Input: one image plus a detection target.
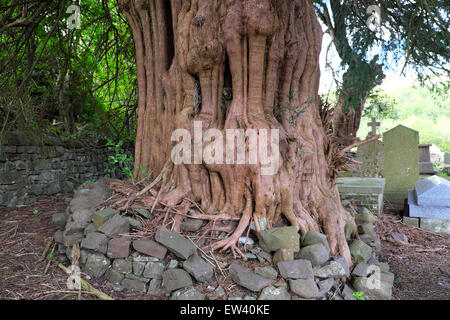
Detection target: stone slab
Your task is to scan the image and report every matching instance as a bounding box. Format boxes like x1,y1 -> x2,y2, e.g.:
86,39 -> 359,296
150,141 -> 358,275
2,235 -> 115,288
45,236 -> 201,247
420,218 -> 450,234
419,162 -> 436,175
336,177 -> 386,194
415,175 -> 450,207
408,190 -> 450,220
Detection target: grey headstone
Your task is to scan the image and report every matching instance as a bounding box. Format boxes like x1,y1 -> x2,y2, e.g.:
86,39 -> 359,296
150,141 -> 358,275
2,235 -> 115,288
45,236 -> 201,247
383,125 -> 420,205
415,175 -> 450,207
408,189 -> 450,220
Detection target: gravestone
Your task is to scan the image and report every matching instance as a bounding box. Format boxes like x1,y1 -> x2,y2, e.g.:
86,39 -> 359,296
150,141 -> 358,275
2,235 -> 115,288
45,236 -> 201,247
445,152 -> 450,166
337,177 -> 385,214
444,152 -> 450,175
357,135 -> 384,178
383,125 -> 420,206
418,144 -> 436,175
406,175 -> 450,234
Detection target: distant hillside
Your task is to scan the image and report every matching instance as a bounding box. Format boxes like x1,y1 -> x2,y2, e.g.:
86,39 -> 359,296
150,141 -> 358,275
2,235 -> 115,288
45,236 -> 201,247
357,85 -> 450,152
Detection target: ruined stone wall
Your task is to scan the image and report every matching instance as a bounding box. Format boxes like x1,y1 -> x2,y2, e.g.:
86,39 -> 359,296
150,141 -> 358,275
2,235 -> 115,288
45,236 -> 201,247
0,131 -> 133,207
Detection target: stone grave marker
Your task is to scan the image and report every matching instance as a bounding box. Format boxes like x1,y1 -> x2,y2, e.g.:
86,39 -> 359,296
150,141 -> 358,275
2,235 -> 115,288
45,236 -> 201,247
337,177 -> 386,214
357,134 -> 384,178
418,144 -> 436,175
406,175 -> 450,234
383,125 -> 420,205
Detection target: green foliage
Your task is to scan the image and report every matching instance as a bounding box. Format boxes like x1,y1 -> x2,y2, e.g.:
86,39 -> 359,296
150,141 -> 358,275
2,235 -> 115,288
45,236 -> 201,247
358,84 -> 450,151
33,210 -> 40,215
104,140 -> 133,178
0,0 -> 137,141
353,291 -> 366,300
363,89 -> 399,120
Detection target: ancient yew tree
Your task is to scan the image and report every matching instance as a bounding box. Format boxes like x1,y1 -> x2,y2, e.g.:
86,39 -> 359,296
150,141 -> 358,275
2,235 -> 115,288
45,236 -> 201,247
118,0 -> 369,266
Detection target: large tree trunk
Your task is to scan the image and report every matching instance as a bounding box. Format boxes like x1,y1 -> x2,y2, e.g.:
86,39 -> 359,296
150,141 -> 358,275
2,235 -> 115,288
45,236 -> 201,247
118,0 -> 355,266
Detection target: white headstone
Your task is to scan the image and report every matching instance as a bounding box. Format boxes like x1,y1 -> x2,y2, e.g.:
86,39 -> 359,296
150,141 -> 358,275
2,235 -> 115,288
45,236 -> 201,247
415,175 -> 450,207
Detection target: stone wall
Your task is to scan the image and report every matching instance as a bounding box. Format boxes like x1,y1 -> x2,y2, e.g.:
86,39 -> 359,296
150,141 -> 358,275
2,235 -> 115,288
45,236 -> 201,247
0,131 -> 133,207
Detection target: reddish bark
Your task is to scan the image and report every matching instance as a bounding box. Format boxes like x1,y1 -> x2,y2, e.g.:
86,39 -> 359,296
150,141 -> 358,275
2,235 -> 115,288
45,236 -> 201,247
119,0 -> 357,266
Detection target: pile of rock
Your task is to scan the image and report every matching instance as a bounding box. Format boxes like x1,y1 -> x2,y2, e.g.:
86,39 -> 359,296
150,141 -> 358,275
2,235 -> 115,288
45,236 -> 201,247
52,181 -> 394,300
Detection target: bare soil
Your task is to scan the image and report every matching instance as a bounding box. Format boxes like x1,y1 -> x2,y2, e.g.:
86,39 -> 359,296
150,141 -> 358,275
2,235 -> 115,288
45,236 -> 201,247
0,195 -> 449,300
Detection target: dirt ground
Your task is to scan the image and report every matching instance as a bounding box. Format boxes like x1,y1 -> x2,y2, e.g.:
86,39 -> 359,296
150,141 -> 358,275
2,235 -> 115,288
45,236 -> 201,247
0,195 -> 449,300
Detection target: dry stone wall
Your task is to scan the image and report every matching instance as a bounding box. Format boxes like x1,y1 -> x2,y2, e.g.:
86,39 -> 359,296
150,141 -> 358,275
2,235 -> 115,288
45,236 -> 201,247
0,131 -> 133,207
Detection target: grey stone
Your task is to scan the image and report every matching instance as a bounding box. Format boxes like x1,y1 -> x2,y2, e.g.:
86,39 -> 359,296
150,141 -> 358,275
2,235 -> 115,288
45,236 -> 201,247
168,259 -> 179,269
259,227 -> 300,253
107,237 -> 131,259
288,279 -> 318,299
342,285 -> 356,300
132,239 -> 167,259
92,208 -> 119,229
83,253 -> 110,278
127,217 -> 142,230
420,218 -> 450,234
349,240 -> 372,263
54,230 -> 64,244
331,256 -> 350,277
255,266 -> 278,280
125,273 -> 150,284
112,259 -> 132,274
132,207 -> 150,218
171,287 -> 204,300
65,221 -> 88,235
313,260 -> 347,278
317,278 -> 335,297
155,227 -> 197,260
297,243 -> 330,266
301,230 -> 330,251
132,262 -> 146,276
352,272 -> 394,300
337,177 -> 386,214
228,263 -> 273,292
162,269 -> 193,292
182,254 -> 214,282
352,262 -> 370,277
81,232 -> 108,254
403,216 -> 419,227
51,212 -> 68,228
122,278 -> 147,293
72,209 -> 94,224
390,231 -> 408,243
130,253 -> 160,263
105,268 -> 124,284
355,211 -> 377,224
147,279 -> 169,297
408,190 -> 450,220
181,218 -> 203,232
97,214 -> 129,236
211,286 -> 226,299
380,262 -> 390,272
63,232 -> 83,246
277,259 -> 313,279
84,223 -> 97,234
415,175 -> 450,207
258,286 -> 291,300
358,223 -> 375,235
143,262 -> 165,279
273,248 -> 294,265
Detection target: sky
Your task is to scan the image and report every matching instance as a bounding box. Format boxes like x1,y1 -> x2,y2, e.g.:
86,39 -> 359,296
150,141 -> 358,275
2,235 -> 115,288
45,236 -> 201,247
318,32 -> 417,95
